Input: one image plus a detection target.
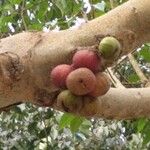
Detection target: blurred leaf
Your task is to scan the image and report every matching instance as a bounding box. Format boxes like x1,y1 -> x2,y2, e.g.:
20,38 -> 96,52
13,106 -> 22,114
9,0 -> 22,5
59,113 -> 75,128
36,1 -> 48,21
53,0 -> 72,16
38,126 -> 51,139
52,0 -> 81,17
92,0 -> 102,4
28,23 -> 43,30
136,118 -> 148,132
139,45 -> 150,62
70,117 -> 83,133
143,123 -> 150,145
44,109 -> 54,119
80,119 -> 92,130
145,43 -> 150,47
3,4 -> 14,11
79,119 -> 91,135
127,74 -> 140,83
28,122 -> 38,134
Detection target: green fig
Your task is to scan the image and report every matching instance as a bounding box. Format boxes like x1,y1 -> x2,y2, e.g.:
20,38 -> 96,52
57,90 -> 83,112
98,37 -> 121,59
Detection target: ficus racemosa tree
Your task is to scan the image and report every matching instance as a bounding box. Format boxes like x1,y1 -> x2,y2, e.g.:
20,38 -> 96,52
0,0 -> 150,120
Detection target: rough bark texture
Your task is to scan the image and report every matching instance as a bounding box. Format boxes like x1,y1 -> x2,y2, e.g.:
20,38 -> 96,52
0,0 -> 150,119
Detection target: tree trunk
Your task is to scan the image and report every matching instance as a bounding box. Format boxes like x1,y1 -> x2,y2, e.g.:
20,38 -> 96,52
0,0 -> 150,119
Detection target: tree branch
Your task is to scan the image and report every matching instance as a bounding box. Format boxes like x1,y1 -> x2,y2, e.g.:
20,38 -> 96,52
77,88 -> 150,119
0,0 -> 150,119
106,68 -> 125,88
128,53 -> 148,83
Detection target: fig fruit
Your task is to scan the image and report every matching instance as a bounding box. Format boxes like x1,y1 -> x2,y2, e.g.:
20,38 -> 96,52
51,64 -> 73,88
66,68 -> 96,95
89,72 -> 110,97
98,37 -> 121,59
57,90 -> 83,112
72,50 -> 100,72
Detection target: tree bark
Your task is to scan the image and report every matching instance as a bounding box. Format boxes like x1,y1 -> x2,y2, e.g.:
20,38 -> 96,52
0,0 -> 150,119
78,88 -> 150,119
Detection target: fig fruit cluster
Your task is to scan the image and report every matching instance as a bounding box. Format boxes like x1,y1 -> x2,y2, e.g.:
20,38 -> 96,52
50,36 -> 121,110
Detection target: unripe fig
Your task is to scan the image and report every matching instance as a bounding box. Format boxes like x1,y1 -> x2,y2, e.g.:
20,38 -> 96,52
98,37 -> 121,59
72,50 -> 101,72
89,72 -> 110,97
66,68 -> 96,95
57,90 -> 83,112
51,64 -> 73,88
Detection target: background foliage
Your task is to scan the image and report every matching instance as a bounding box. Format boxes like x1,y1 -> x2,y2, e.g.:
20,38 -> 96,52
0,0 -> 150,149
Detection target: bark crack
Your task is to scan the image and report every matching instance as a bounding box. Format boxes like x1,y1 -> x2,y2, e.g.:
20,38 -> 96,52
0,52 -> 24,92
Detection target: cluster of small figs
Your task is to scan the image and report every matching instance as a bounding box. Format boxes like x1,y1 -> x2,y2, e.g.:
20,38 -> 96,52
50,36 -> 121,110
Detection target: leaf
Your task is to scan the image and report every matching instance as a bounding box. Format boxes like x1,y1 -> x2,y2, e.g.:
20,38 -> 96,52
28,23 -> 43,30
51,5 -> 62,19
81,119 -> 92,128
72,1 -> 83,15
9,0 -> 22,5
13,106 -> 22,113
142,123 -> 150,145
52,0 -> 67,16
92,0 -> 102,4
52,0 -> 77,17
145,43 -> 150,47
36,1 -> 48,21
59,113 -> 75,128
44,109 -> 54,119
3,4 -> 14,11
127,74 -> 140,83
139,45 -> 150,62
28,122 -> 38,134
79,119 -> 92,135
38,126 -> 51,139
70,117 -> 83,133
136,118 -> 148,132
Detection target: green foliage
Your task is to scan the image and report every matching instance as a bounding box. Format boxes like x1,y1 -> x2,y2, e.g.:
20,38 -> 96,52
0,0 -> 84,34
0,0 -> 150,149
59,113 -> 91,133
139,45 -> 150,62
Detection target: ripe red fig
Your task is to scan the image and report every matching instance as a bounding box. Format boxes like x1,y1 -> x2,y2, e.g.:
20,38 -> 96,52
89,72 -> 110,97
66,68 -> 96,95
51,64 -> 73,88
72,50 -> 101,72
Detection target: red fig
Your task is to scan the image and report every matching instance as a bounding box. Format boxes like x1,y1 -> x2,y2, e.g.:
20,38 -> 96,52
66,68 -> 96,95
51,64 -> 73,88
89,72 -> 110,97
72,50 -> 101,72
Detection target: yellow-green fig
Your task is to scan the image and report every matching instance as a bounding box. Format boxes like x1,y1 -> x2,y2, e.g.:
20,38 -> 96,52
57,90 -> 83,112
98,37 -> 121,59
